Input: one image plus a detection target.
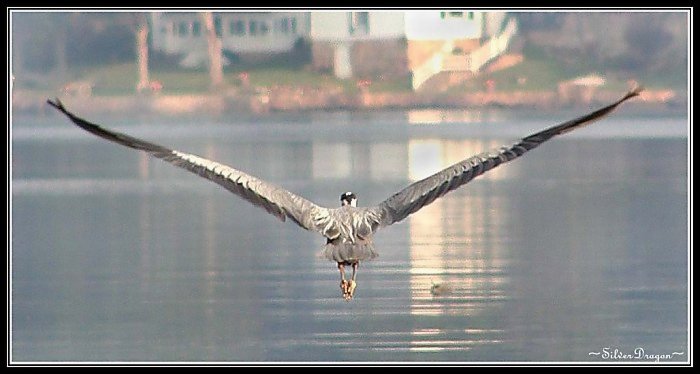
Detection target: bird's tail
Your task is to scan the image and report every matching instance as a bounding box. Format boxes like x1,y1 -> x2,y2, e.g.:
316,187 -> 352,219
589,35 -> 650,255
321,241 -> 379,263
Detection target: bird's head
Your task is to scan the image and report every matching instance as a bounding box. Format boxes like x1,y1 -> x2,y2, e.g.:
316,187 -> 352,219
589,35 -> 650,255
340,192 -> 357,207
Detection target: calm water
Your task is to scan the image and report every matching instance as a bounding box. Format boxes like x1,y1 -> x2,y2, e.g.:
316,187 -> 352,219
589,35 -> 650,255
11,108 -> 688,363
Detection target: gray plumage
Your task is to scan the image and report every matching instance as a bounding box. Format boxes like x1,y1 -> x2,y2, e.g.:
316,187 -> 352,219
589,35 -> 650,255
47,88 -> 641,264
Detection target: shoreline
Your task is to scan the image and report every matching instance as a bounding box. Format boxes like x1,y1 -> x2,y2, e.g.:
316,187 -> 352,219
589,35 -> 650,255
12,87 -> 685,117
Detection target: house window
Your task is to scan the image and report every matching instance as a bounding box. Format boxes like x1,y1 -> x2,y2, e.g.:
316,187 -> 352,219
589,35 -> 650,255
249,20 -> 258,35
441,11 -> 471,20
277,18 -> 294,34
349,12 -> 369,35
214,16 -> 222,37
276,18 -> 287,34
230,20 -> 245,36
178,21 -> 188,37
192,21 -> 201,37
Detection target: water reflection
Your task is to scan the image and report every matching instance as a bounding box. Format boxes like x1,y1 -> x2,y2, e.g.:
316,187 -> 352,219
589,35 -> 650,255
408,139 -> 518,181
313,142 -> 351,179
11,111 -> 688,362
407,109 -> 506,125
312,142 -> 408,182
404,140 -> 514,355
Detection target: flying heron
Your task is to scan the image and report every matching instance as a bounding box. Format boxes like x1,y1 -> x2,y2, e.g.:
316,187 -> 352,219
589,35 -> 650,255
46,88 -> 641,301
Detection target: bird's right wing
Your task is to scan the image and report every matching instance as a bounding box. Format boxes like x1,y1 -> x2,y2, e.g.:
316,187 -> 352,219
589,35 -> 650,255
47,99 -> 337,236
370,88 -> 642,228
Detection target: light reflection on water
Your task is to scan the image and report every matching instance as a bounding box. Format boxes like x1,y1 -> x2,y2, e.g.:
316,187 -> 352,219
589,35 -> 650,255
407,108 -> 503,125
11,109 -> 688,362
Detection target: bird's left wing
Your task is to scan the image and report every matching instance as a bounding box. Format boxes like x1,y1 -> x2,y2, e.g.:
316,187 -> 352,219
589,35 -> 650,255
369,88 -> 642,228
47,99 -> 336,236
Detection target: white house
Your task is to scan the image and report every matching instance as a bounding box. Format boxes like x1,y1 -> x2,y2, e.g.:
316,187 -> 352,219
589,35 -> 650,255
308,12 -> 406,79
405,11 -> 484,40
150,12 -> 309,68
402,11 -> 515,89
307,11 -> 515,86
404,11 -> 506,40
148,11 -> 516,89
309,11 -> 405,40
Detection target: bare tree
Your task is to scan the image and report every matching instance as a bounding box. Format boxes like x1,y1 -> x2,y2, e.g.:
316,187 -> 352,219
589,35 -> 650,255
201,12 -> 224,89
135,13 -> 150,92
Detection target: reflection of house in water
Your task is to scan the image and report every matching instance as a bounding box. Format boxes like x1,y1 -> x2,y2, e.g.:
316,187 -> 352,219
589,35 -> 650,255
308,135 -> 522,316
408,109 -> 485,125
312,142 -> 407,181
407,108 -> 507,125
407,138 -> 518,316
133,128 -> 516,318
409,139 -> 520,182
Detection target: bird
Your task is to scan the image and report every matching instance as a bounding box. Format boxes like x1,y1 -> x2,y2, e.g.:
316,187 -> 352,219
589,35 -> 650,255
46,87 -> 641,301
430,280 -> 452,297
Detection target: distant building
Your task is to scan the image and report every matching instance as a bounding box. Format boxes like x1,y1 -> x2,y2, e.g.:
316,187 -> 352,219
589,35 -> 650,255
150,12 -> 309,68
404,11 -> 506,70
308,11 -> 517,88
404,11 -> 517,89
309,12 -> 406,79
149,11 -> 517,90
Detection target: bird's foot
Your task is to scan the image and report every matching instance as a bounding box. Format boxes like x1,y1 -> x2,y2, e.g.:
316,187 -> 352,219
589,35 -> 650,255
340,280 -> 349,295
343,280 -> 357,301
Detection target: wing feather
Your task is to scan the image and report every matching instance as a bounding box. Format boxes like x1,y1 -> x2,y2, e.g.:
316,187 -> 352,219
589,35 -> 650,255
372,88 -> 642,227
47,99 -> 333,236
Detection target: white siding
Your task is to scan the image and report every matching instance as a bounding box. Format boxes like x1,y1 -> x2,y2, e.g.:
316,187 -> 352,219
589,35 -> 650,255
310,12 -> 349,40
405,11 -> 483,40
310,12 -> 404,41
150,12 -> 309,55
219,13 -> 308,53
151,13 -> 204,54
334,44 -> 352,78
368,12 -> 405,38
483,12 -> 506,38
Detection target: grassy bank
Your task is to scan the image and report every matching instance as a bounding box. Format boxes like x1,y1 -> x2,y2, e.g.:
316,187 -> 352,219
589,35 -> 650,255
14,50 -> 685,109
445,44 -> 686,95
16,63 -> 354,96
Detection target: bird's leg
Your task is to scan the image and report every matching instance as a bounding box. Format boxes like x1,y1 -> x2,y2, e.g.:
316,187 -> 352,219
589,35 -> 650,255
345,262 -> 359,300
338,262 -> 349,296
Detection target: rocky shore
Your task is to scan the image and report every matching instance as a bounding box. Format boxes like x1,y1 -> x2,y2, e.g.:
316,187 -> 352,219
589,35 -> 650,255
12,86 -> 684,117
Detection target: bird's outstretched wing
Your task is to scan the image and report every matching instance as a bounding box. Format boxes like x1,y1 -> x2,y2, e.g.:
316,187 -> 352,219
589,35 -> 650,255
46,99 -> 334,235
371,87 -> 643,228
